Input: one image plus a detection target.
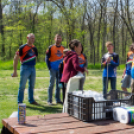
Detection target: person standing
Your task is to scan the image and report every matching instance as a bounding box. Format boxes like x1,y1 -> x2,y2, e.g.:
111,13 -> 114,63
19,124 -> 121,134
76,45 -> 88,90
12,33 -> 39,105
61,39 -> 88,113
61,39 -> 88,83
58,49 -> 69,103
121,44 -> 134,93
101,41 -> 119,98
130,44 -> 134,93
45,34 -> 64,105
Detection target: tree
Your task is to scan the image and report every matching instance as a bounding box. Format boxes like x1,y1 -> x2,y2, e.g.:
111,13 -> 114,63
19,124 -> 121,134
119,0 -> 134,42
112,0 -> 119,52
101,0 -> 108,57
96,0 -> 103,62
0,0 -> 5,59
85,0 -> 97,64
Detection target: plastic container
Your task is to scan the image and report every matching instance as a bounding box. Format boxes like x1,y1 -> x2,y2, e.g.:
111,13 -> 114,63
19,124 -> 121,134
68,90 -> 134,122
113,107 -> 134,124
18,103 -> 26,124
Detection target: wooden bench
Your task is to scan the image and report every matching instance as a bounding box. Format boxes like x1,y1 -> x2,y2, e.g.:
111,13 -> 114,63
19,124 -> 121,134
2,113 -> 134,134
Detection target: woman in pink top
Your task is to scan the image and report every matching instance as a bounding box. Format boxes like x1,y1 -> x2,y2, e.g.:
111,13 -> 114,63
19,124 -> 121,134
61,39 -> 88,83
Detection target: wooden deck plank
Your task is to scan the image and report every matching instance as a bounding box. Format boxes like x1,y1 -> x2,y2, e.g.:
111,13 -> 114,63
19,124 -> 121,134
4,114 -> 116,133
14,120 -> 118,134
2,113 -> 69,125
10,118 -> 117,133
34,122 -> 134,134
2,113 -> 69,133
104,127 -> 134,134
2,118 -> 9,127
2,113 -> 134,134
14,121 -> 94,134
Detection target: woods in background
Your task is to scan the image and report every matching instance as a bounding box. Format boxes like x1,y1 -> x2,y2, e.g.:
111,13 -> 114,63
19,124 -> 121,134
0,0 -> 133,64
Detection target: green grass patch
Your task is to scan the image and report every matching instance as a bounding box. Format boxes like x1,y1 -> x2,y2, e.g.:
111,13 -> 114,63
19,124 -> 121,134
87,63 -> 125,70
0,60 -> 125,70
36,62 -> 48,70
0,69 -> 131,130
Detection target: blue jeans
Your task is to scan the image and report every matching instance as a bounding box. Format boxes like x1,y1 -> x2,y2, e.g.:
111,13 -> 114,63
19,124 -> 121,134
48,69 -> 61,103
103,77 -> 116,98
18,64 -> 36,103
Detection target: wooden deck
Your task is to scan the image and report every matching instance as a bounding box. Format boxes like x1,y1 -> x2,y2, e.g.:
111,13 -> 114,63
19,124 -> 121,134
2,113 -> 134,134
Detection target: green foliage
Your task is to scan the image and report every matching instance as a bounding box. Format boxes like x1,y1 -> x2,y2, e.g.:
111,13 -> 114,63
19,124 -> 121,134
35,62 -> 48,70
87,63 -> 101,70
87,63 -> 125,70
0,60 -> 20,70
0,60 -> 48,70
0,0 -> 131,65
119,64 -> 126,70
0,60 -> 125,70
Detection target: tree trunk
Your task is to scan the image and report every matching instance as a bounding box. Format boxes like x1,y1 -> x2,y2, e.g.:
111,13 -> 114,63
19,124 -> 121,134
101,3 -> 107,57
120,0 -> 134,42
49,13 -> 53,46
113,0 -> 118,52
96,3 -> 102,62
89,32 -> 94,63
0,0 -> 5,59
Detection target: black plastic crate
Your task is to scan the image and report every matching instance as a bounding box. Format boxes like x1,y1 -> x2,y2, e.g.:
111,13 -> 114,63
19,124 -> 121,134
68,90 -> 134,122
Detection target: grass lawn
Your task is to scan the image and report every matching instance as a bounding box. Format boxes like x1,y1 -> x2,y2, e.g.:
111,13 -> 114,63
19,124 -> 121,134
0,69 -> 131,130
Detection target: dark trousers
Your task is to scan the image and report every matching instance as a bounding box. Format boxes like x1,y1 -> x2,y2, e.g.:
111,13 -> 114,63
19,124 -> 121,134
61,82 -> 66,103
103,77 -> 116,97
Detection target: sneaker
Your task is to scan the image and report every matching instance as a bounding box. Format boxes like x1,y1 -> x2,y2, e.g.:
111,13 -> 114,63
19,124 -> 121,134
56,101 -> 63,105
47,102 -> 53,105
30,101 -> 39,105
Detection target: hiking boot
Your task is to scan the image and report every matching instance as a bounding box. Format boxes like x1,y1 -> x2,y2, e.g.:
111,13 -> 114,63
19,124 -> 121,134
30,101 -> 39,105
